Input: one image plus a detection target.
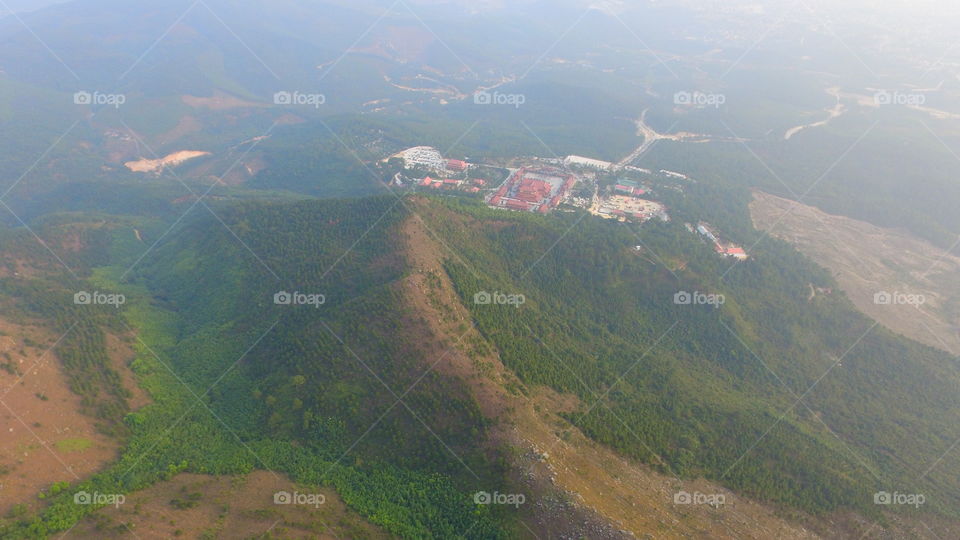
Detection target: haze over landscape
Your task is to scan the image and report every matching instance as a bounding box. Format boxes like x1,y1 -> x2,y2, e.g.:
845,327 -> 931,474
1,0 -> 960,538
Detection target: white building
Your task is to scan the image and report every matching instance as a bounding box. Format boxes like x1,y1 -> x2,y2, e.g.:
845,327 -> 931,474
564,155 -> 614,171
397,146 -> 446,172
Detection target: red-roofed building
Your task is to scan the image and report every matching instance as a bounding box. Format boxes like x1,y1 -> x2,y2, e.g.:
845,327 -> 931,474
447,159 -> 468,172
725,246 -> 748,260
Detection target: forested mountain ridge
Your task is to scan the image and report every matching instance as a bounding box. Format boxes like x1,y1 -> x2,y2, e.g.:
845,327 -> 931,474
4,193 -> 960,538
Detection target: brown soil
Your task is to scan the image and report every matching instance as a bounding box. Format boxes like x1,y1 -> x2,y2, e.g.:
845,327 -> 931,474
0,320 -> 119,516
155,115 -> 203,147
181,91 -> 265,111
69,471 -> 390,539
750,191 -> 960,355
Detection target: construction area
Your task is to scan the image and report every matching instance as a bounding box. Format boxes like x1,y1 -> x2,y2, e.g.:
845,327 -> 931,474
594,195 -> 667,223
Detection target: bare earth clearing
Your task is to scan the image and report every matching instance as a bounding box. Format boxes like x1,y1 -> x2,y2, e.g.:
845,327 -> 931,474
124,151 -> 211,174
0,320 -> 118,516
750,191 -> 960,355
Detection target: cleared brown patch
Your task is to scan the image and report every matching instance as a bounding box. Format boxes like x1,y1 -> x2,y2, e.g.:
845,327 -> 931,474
750,191 -> 960,355
155,115 -> 203,147
0,320 -> 118,516
181,91 -> 265,111
70,471 -> 390,539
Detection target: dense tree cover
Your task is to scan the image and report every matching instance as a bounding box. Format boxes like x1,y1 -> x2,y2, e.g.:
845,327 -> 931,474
4,187 -> 960,537
0,197 -> 508,539
422,193 -> 960,519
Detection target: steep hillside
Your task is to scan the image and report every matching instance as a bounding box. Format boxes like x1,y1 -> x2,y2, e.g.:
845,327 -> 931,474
5,195 -> 960,538
413,196 -> 960,534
